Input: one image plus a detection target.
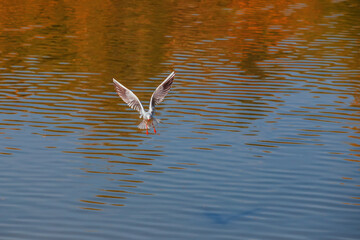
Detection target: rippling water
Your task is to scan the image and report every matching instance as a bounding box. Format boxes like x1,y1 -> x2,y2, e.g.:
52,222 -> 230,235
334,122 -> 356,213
1,0 -> 360,239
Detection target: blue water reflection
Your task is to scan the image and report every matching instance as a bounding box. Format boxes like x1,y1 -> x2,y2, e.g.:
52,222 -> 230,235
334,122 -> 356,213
0,0 -> 360,239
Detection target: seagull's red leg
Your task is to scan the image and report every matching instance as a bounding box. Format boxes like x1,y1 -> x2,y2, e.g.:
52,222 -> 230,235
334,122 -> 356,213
154,126 -> 156,134
146,123 -> 148,135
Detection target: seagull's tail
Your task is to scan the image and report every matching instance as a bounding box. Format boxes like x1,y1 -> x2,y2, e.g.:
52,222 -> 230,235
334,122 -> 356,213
138,120 -> 148,129
137,118 -> 160,129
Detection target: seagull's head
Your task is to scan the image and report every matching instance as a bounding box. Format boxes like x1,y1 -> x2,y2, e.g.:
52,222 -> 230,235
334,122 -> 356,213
144,112 -> 152,121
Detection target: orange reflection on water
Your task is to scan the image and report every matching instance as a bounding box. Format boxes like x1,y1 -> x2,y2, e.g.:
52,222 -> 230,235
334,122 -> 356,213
0,0 -> 359,212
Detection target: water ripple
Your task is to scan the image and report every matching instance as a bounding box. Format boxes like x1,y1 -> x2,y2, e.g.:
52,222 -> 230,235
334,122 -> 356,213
1,0 -> 360,239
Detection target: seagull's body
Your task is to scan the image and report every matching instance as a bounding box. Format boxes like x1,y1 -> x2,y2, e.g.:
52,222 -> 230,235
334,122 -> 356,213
112,71 -> 175,134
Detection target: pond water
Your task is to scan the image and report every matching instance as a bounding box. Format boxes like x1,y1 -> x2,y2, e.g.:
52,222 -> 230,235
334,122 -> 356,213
0,0 -> 360,239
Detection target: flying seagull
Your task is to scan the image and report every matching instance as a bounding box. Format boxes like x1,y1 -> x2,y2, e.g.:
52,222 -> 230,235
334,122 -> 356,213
112,71 -> 175,134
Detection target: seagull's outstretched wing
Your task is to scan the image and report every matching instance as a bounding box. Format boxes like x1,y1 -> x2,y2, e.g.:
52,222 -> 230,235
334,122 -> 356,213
149,71 -> 175,114
113,78 -> 145,116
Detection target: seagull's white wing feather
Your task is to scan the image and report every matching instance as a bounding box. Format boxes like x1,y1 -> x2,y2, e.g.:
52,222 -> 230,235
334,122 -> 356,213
113,78 -> 145,116
149,71 -> 175,114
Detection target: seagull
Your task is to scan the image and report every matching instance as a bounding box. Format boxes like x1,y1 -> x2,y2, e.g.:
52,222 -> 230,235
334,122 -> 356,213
112,71 -> 175,135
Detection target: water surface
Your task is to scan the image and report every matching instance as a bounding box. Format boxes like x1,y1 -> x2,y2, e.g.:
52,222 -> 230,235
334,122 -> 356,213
0,0 -> 360,239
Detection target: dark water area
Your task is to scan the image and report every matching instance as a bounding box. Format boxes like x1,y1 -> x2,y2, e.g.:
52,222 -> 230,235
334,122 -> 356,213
1,1 -> 360,239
